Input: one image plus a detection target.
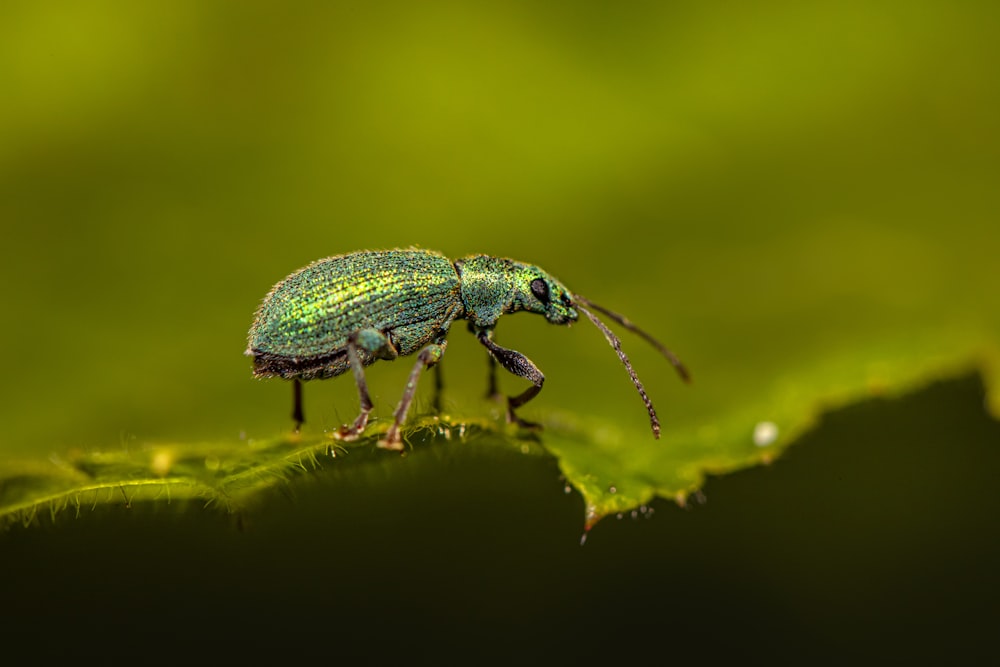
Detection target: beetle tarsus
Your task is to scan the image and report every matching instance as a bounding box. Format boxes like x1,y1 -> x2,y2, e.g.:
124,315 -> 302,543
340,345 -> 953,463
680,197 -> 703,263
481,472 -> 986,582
334,409 -> 371,441
507,409 -> 543,431
378,433 -> 405,451
506,383 -> 544,430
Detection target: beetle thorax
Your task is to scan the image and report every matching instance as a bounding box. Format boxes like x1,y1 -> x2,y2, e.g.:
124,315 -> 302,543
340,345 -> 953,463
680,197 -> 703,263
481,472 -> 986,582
456,255 -> 517,329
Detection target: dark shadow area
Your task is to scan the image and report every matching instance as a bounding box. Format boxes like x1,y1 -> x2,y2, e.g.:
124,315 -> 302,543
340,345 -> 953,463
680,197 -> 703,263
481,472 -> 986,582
2,375 -> 997,662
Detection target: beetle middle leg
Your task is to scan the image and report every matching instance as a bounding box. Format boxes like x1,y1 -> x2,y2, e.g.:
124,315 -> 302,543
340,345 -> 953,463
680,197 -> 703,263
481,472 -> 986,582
470,320 -> 503,401
335,328 -> 398,441
432,363 -> 444,414
379,341 -> 447,451
475,329 -> 545,429
485,354 -> 504,402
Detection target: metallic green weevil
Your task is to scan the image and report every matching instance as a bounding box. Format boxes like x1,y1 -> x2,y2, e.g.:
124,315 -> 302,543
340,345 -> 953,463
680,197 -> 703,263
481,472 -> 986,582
247,249 -> 689,450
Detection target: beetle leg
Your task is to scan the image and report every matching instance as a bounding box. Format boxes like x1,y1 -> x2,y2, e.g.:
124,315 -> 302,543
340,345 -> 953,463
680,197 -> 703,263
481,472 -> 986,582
432,362 -> 444,414
475,330 -> 545,429
471,320 -> 503,401
485,354 -> 503,401
379,341 -> 447,451
335,328 -> 398,441
291,378 -> 304,432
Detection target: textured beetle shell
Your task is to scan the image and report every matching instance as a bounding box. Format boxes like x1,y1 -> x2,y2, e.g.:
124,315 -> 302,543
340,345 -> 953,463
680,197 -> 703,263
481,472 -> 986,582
248,250 -> 463,380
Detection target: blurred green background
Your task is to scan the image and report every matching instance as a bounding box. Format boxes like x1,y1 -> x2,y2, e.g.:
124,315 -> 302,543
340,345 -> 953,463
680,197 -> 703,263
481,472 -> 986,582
1,0 -> 997,459
2,1 -> 1000,661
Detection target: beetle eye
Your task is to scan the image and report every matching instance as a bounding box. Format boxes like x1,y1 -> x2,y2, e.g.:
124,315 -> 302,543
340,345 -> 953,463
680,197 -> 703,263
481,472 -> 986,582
530,278 -> 550,304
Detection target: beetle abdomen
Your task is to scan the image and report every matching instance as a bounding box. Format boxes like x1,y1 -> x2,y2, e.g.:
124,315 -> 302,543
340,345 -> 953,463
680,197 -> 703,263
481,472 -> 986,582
248,249 -> 462,379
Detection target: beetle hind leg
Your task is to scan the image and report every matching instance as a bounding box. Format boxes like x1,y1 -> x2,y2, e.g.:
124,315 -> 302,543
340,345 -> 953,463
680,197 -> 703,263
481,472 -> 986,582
291,378 -> 304,432
379,341 -> 448,451
334,328 -> 398,442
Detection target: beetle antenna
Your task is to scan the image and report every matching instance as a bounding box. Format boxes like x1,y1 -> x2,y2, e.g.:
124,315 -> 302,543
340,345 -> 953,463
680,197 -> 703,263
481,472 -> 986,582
576,303 -> 661,439
574,295 -> 690,383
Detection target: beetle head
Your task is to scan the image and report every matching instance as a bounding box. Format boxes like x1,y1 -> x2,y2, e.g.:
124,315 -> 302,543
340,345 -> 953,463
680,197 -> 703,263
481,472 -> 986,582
513,265 -> 578,325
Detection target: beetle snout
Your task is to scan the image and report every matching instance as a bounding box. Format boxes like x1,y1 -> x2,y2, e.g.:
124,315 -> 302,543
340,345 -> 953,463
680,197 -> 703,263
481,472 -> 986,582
547,305 -> 578,325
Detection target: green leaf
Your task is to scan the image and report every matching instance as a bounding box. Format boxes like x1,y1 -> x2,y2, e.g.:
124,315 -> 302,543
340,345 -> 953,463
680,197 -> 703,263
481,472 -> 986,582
0,418 -> 539,530
1,1 -> 998,532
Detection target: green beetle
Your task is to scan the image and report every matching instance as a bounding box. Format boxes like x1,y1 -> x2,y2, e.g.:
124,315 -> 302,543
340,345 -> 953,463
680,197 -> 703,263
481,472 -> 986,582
247,249 -> 688,450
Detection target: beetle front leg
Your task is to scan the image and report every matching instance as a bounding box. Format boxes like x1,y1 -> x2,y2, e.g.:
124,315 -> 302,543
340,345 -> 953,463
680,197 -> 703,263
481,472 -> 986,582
379,341 -> 447,451
335,328 -> 398,442
475,330 -> 545,429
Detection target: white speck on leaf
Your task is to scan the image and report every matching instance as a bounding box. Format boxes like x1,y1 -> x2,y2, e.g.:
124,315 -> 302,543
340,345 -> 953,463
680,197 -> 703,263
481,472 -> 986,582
753,421 -> 779,446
